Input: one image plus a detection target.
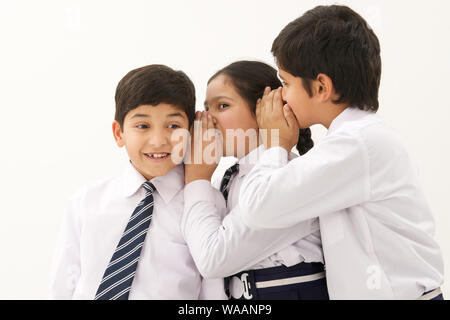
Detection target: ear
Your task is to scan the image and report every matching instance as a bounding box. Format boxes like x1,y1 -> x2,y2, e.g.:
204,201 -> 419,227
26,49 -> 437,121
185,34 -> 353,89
112,120 -> 125,147
313,73 -> 334,102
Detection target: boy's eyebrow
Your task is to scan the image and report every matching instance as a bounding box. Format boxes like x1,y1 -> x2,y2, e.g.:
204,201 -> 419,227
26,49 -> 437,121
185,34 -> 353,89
130,113 -> 149,119
204,95 -> 234,106
278,73 -> 285,80
130,112 -> 186,119
167,112 -> 186,118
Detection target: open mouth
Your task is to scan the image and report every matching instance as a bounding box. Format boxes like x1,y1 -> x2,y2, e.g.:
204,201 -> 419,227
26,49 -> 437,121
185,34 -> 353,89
144,152 -> 171,161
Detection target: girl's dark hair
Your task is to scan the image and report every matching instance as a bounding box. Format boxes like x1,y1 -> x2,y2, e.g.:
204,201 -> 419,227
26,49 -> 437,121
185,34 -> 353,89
272,5 -> 381,112
208,60 -> 313,155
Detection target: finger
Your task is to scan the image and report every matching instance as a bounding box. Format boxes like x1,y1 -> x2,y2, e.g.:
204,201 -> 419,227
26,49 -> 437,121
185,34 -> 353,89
197,111 -> 205,142
188,115 -> 198,164
208,113 -> 219,159
193,111 -> 201,136
255,98 -> 261,121
256,97 -> 265,127
210,115 -> 223,156
201,111 -> 210,141
283,104 -> 299,130
207,113 -> 214,129
267,89 -> 275,113
207,113 -> 214,140
201,111 -> 207,127
273,87 -> 283,115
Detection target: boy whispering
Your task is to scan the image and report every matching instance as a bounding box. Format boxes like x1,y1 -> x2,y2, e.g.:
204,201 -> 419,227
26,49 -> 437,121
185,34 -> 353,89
49,64 -> 225,299
239,5 -> 444,299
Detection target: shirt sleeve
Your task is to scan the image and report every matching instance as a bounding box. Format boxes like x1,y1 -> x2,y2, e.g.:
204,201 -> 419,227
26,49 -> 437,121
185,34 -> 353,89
48,191 -> 83,299
238,130 -> 371,229
181,180 -> 316,279
198,277 -> 227,300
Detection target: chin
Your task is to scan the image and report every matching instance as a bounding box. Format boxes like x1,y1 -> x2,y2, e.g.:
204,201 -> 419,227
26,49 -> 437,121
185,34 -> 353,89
135,161 -> 176,180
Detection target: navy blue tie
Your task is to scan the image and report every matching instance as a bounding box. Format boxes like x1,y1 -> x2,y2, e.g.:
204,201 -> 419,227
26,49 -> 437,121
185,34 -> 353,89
219,164 -> 239,298
219,163 -> 239,203
95,182 -> 156,300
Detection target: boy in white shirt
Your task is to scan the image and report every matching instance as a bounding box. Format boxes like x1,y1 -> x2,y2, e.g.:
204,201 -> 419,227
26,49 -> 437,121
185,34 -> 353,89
49,64 -> 225,299
238,5 -> 444,299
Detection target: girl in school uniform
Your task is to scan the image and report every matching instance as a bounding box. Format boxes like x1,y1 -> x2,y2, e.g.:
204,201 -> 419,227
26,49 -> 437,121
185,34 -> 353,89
182,60 -> 328,300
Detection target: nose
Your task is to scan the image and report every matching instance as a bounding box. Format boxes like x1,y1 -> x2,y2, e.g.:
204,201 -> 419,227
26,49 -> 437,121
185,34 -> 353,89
148,128 -> 169,148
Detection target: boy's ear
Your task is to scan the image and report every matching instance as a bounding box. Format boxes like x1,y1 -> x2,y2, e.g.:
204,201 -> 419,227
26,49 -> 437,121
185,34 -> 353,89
313,73 -> 334,102
112,120 -> 125,147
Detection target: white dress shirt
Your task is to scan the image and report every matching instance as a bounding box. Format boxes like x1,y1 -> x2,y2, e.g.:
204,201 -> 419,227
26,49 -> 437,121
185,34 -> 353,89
49,163 -> 226,300
181,145 -> 323,279
239,107 -> 444,299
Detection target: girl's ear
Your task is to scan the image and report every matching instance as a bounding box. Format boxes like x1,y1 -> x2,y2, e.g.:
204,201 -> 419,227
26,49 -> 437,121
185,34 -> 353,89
314,73 -> 334,102
112,120 -> 125,147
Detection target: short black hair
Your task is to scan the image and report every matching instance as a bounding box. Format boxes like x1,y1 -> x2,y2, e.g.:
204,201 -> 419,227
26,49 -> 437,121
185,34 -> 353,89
115,64 -> 195,129
272,5 -> 381,111
208,60 -> 314,155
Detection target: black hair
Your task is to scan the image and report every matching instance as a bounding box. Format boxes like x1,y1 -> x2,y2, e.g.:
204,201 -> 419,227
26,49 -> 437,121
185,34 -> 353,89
115,64 -> 195,129
208,60 -> 313,155
272,5 -> 381,111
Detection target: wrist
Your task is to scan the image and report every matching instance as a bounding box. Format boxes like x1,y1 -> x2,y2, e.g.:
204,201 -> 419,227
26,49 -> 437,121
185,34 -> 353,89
278,140 -> 293,152
264,139 -> 292,152
185,173 -> 213,185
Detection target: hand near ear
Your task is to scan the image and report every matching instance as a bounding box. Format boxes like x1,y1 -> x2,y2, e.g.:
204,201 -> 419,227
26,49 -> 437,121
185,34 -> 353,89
184,111 -> 222,184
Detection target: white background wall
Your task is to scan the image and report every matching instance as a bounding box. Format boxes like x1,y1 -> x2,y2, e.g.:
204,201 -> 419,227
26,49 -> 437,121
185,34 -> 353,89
0,0 -> 449,299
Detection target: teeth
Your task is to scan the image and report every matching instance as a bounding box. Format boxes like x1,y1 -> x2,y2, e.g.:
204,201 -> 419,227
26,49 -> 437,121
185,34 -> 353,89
147,153 -> 169,159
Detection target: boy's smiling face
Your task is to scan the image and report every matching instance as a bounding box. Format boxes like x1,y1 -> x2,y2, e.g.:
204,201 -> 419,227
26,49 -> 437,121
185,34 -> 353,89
113,103 -> 189,180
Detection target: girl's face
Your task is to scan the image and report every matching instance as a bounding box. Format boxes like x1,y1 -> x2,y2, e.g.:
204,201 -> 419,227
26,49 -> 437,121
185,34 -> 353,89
205,74 -> 259,158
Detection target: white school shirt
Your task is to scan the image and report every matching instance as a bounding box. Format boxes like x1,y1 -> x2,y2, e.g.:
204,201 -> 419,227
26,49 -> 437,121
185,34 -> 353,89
49,163 -> 226,300
181,145 -> 323,279
239,107 -> 444,299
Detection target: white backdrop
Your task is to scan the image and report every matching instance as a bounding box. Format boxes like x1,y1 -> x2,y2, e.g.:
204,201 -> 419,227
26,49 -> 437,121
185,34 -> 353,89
0,0 -> 449,299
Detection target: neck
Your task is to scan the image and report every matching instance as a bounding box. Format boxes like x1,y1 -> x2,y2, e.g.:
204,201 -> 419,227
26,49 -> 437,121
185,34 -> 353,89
319,103 -> 349,129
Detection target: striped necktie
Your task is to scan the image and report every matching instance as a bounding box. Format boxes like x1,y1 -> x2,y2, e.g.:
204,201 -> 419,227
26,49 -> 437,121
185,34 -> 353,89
220,163 -> 239,298
219,163 -> 239,203
95,181 -> 156,300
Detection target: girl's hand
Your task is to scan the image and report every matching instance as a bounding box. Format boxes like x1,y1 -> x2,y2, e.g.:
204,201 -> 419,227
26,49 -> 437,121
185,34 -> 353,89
184,111 -> 221,184
256,87 -> 299,152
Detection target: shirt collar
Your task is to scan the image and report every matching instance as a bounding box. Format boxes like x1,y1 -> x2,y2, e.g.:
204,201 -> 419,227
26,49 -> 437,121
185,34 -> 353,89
327,107 -> 374,135
122,161 -> 184,204
237,144 -> 266,177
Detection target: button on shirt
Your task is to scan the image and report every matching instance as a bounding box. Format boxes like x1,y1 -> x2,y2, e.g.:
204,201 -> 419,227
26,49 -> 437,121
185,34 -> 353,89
49,163 -> 226,299
239,107 -> 444,299
182,145 -> 323,279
